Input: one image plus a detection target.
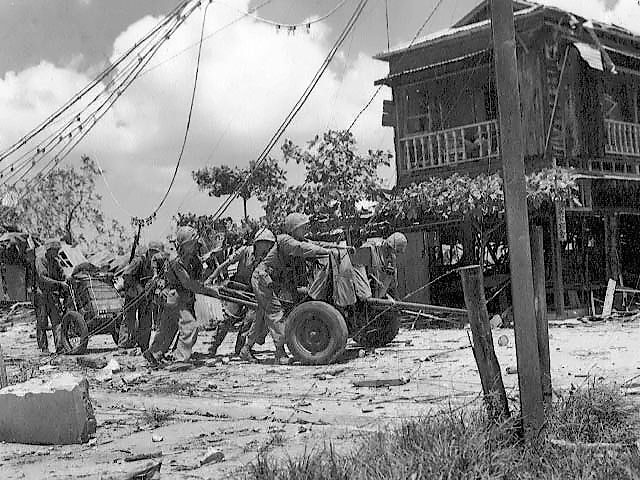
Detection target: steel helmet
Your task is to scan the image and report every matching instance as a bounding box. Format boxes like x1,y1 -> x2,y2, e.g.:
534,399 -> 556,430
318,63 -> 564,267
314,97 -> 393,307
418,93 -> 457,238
283,213 -> 310,235
253,228 -> 276,244
386,232 -> 408,254
175,226 -> 199,248
147,240 -> 164,253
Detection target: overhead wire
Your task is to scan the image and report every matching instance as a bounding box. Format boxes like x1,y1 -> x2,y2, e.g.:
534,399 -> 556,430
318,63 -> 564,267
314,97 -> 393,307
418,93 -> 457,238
141,0 -> 213,225
216,0 -> 349,28
1,1 -> 199,189
0,0 -> 194,164
138,0 -> 277,79
346,0 -> 447,133
206,0 -> 371,224
10,4 -> 199,196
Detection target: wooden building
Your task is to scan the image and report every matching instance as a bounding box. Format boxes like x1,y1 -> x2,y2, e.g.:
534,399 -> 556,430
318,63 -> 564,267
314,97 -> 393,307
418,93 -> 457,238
375,0 -> 640,316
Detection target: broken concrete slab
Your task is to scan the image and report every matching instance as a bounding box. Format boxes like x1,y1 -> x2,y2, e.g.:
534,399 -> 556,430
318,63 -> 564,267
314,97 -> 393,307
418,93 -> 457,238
0,373 -> 96,445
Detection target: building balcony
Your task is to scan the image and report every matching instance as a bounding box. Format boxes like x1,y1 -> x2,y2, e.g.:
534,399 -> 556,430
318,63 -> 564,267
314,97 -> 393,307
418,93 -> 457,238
400,120 -> 500,172
605,119 -> 640,157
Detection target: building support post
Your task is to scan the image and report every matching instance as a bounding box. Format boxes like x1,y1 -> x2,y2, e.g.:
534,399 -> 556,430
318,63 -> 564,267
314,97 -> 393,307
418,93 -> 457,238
531,226 -> 551,406
489,0 -> 545,441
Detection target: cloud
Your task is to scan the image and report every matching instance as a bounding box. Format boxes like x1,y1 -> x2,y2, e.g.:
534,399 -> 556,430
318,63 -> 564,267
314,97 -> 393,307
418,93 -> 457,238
0,0 -> 393,240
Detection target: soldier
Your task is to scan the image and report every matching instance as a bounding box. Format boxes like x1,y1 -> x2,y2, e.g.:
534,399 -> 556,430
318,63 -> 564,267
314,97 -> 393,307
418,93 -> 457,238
34,240 -> 68,354
240,213 -> 329,365
361,232 -> 408,298
205,228 -> 276,356
143,226 -> 218,366
118,241 -> 164,351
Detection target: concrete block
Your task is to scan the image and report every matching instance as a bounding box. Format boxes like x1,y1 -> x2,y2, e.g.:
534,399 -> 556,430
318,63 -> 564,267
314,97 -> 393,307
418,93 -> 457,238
0,373 -> 96,445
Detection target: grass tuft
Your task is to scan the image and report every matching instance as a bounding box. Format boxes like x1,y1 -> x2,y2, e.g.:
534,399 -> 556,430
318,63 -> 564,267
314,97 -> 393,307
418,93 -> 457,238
245,383 -> 640,480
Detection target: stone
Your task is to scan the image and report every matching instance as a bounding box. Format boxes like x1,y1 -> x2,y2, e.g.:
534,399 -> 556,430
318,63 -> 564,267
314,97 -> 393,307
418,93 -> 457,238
198,448 -> 224,466
0,373 -> 96,445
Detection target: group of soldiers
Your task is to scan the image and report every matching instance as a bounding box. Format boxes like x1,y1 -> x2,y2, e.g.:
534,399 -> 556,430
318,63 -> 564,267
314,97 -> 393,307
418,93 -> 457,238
34,212 -> 408,367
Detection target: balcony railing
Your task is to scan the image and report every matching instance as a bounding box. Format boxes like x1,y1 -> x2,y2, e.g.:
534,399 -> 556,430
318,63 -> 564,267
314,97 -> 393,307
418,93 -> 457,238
400,120 -> 500,172
605,120 -> 640,157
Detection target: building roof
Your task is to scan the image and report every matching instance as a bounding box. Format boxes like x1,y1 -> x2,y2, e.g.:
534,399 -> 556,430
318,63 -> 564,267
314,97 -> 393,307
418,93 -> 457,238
374,0 -> 640,61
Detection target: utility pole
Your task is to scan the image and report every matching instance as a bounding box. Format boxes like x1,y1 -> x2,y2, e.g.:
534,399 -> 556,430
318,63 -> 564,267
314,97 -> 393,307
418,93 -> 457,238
489,0 -> 544,441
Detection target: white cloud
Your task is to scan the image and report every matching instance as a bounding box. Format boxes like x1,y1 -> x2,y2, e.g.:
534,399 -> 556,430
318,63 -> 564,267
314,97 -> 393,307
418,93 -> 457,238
0,0 -> 393,240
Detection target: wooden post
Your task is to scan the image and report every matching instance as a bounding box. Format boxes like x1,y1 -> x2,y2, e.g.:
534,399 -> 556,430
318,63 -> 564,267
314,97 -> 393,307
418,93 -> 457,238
530,226 -> 551,406
552,217 -> 565,317
0,343 -> 8,388
489,0 -> 544,440
459,266 -> 510,421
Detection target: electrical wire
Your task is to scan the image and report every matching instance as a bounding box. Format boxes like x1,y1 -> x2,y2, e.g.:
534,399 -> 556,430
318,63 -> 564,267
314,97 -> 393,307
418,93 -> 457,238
346,0 -> 447,133
138,0 -> 277,79
143,0 -> 212,224
206,0 -> 371,224
0,0 -> 194,164
1,1 -> 198,189
216,0 -> 349,28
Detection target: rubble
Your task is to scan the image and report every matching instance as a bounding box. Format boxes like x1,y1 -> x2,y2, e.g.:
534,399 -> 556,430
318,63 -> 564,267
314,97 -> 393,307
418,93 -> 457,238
0,373 -> 96,444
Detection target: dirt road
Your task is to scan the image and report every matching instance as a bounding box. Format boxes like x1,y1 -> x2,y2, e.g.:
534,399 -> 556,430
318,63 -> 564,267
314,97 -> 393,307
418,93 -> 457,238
0,312 -> 638,479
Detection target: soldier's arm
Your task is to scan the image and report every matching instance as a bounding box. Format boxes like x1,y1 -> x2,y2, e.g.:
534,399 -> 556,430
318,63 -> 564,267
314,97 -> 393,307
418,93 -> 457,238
282,237 -> 329,258
173,262 -> 219,298
205,247 -> 245,285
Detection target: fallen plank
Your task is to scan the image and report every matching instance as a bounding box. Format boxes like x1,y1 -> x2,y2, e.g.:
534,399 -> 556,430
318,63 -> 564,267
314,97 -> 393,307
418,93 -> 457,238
423,345 -> 471,361
352,378 -> 409,388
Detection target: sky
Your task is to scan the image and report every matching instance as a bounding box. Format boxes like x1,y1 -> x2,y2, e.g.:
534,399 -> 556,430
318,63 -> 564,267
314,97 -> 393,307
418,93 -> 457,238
1,0 -> 639,244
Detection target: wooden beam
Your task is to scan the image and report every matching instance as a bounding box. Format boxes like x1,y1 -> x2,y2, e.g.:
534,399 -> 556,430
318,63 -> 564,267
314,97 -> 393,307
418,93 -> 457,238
530,226 -> 551,406
552,211 -> 566,317
490,0 -> 544,441
458,266 -> 510,421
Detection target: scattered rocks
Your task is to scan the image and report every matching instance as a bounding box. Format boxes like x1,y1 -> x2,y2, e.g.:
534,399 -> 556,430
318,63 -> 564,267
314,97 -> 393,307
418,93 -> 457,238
151,435 -> 163,443
198,448 -> 224,466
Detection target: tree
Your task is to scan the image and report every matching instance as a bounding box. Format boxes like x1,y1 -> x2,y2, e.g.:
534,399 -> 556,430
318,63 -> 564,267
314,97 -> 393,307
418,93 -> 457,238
0,155 -> 132,255
192,157 -> 286,220
262,130 -> 392,225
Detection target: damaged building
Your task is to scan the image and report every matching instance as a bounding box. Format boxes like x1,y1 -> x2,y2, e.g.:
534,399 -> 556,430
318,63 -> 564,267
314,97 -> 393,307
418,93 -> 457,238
376,0 -> 640,317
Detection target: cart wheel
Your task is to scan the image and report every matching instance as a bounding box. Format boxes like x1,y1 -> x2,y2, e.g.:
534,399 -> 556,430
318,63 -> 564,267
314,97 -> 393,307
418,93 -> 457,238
61,311 -> 89,355
285,301 -> 348,365
355,311 -> 401,348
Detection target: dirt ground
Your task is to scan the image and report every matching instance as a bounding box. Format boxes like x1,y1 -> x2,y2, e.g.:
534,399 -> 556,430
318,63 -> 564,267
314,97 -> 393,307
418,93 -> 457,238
0,309 -> 638,479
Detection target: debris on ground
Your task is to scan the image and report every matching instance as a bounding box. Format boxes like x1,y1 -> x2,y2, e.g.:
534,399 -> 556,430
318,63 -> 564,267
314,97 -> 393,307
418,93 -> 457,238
198,448 -> 225,466
76,356 -> 108,370
352,377 -> 410,388
505,366 -> 517,375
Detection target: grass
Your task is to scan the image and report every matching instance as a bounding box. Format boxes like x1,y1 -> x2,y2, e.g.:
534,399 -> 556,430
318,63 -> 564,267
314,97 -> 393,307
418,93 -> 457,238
244,382 -> 640,480
139,407 -> 175,429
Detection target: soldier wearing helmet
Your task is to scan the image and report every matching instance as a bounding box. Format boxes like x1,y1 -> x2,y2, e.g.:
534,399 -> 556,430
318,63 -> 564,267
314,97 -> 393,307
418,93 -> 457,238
360,232 -> 408,298
204,227 -> 276,356
34,239 -> 68,353
143,226 -> 218,366
241,213 -> 329,365
118,240 -> 165,351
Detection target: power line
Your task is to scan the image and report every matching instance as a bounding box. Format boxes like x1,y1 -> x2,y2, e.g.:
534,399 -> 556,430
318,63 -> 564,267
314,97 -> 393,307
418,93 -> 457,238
138,0 -> 278,79
134,0 -> 213,227
207,0 -> 371,223
217,0 -> 349,29
0,0 -> 194,165
1,1 -> 201,189
346,0 -> 447,133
